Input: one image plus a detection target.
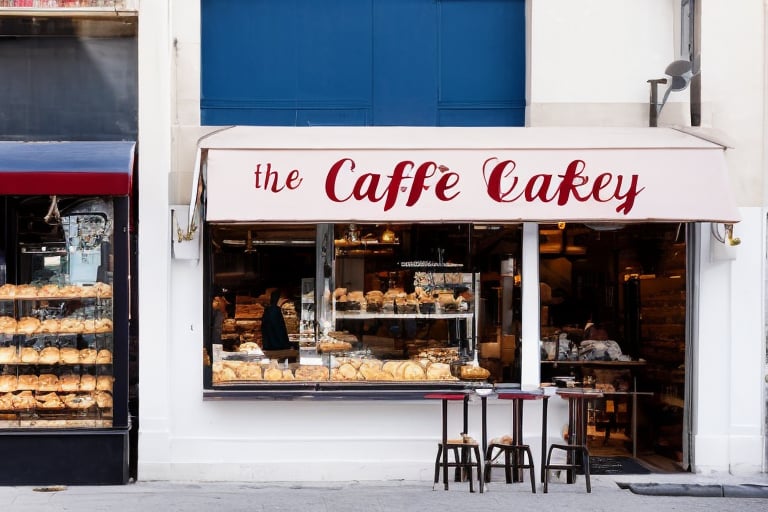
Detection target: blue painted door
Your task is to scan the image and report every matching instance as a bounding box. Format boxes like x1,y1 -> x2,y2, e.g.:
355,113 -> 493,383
201,0 -> 525,126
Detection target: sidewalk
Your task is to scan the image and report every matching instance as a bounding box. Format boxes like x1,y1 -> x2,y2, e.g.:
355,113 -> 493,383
1,472 -> 767,512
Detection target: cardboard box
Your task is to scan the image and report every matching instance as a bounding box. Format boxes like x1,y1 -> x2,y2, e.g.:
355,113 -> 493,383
479,342 -> 500,359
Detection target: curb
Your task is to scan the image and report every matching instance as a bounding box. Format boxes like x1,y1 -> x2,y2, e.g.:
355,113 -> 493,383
618,482 -> 768,498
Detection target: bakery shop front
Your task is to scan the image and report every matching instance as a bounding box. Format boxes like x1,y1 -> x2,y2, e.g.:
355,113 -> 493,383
0,141 -> 135,485
175,126 -> 739,476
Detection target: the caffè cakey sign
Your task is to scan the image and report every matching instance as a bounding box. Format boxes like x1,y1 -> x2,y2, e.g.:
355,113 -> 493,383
204,147 -> 736,224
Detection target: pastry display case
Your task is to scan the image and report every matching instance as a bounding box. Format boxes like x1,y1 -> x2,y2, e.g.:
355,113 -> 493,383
0,194 -> 131,485
204,223 -> 496,392
0,280 -> 115,428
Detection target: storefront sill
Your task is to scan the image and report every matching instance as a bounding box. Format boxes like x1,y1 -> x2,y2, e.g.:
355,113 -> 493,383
203,382 -> 484,401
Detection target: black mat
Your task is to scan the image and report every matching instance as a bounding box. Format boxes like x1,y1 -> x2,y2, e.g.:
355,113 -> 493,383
579,456 -> 652,475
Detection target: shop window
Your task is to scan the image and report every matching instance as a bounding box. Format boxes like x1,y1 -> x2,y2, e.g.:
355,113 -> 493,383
200,0 -> 525,127
204,222 -> 523,390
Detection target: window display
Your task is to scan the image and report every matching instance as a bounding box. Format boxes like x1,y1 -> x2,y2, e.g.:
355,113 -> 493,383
0,198 -> 116,428
204,223 -> 524,388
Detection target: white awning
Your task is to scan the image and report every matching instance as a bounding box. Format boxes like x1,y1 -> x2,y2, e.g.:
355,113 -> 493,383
188,126 -> 740,227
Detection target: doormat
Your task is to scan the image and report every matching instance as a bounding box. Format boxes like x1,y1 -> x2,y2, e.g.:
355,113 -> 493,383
578,456 -> 651,475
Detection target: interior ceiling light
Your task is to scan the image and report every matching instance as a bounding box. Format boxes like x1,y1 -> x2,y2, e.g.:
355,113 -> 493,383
380,226 -> 396,243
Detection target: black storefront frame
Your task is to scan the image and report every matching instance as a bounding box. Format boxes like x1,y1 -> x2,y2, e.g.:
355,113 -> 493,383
0,197 -> 132,485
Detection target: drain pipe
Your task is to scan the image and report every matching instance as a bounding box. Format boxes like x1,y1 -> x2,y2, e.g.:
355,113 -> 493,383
689,0 -> 701,126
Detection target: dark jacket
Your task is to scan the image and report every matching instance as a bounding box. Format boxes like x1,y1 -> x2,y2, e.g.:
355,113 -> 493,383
261,304 -> 290,350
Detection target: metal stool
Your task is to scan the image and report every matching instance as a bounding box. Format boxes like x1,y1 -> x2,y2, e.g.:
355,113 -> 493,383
425,393 -> 484,493
484,441 -> 536,493
542,389 -> 600,493
543,442 -> 591,493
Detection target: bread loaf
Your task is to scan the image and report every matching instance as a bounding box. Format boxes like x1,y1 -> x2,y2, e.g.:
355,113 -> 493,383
96,349 -> 112,364
0,346 -> 17,363
79,374 -> 97,391
17,374 -> 39,391
39,346 -> 60,365
20,347 -> 39,364
0,374 -> 17,392
16,317 -> 41,334
37,373 -> 59,392
59,347 -> 80,364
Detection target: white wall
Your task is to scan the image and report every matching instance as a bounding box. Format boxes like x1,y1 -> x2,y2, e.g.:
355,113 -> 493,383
135,0 -> 766,480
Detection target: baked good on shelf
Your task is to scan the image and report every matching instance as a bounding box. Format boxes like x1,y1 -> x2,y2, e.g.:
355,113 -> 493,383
95,318 -> 113,333
59,318 -> 84,334
212,362 -> 237,383
0,346 -> 17,363
82,319 -> 98,333
79,348 -> 97,364
0,392 -> 13,410
79,374 -> 97,391
37,373 -> 59,392
96,375 -> 114,391
58,374 -> 80,392
317,340 -> 353,353
37,392 -> 65,409
20,347 -> 39,364
263,366 -> 285,381
12,390 -> 37,410
17,374 -> 38,391
332,362 -> 360,381
234,362 -> 262,380
62,393 -> 95,409
94,282 -> 112,298
96,349 -> 112,364
0,375 -> 17,393
37,284 -> 61,297
58,285 -> 81,297
37,318 -> 60,333
59,347 -> 80,364
16,317 -> 41,335
94,390 -> 113,408
0,284 -> 16,298
39,346 -> 60,365
459,365 -> 491,381
426,362 -> 454,381
0,316 -> 17,334
396,360 -> 426,381
14,284 -> 38,297
294,365 -> 329,381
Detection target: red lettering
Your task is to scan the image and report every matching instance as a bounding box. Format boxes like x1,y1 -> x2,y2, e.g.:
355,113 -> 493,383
483,158 -> 523,203
325,158 -> 461,211
484,158 -> 643,215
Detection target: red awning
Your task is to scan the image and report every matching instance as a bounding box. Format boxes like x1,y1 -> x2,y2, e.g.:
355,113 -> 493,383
0,141 -> 135,196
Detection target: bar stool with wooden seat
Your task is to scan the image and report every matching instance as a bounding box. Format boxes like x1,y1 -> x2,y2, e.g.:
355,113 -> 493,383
484,391 -> 540,493
425,393 -> 484,493
542,389 -> 602,493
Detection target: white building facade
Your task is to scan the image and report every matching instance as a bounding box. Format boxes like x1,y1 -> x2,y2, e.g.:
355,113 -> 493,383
136,0 -> 767,481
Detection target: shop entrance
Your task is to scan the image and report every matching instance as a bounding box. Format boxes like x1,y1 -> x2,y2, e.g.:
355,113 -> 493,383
538,223 -> 688,473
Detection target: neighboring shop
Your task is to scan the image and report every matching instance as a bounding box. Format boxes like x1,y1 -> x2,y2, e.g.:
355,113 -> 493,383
0,3 -> 138,484
0,141 -> 135,484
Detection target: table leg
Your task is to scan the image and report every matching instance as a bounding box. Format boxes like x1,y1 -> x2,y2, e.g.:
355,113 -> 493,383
513,399 -> 523,482
481,396 -> 487,458
442,399 -> 449,490
540,397 -> 548,484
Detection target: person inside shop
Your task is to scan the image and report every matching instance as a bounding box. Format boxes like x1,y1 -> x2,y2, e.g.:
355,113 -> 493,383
261,289 -> 291,351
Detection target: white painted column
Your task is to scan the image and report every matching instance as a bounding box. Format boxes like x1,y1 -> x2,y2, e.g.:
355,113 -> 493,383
520,222 -> 541,389
137,0 -> 174,478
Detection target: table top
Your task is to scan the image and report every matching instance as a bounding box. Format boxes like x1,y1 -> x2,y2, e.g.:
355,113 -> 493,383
555,388 -> 604,398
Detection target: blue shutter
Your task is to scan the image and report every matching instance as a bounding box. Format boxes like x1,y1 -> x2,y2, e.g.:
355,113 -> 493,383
201,0 -> 525,127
